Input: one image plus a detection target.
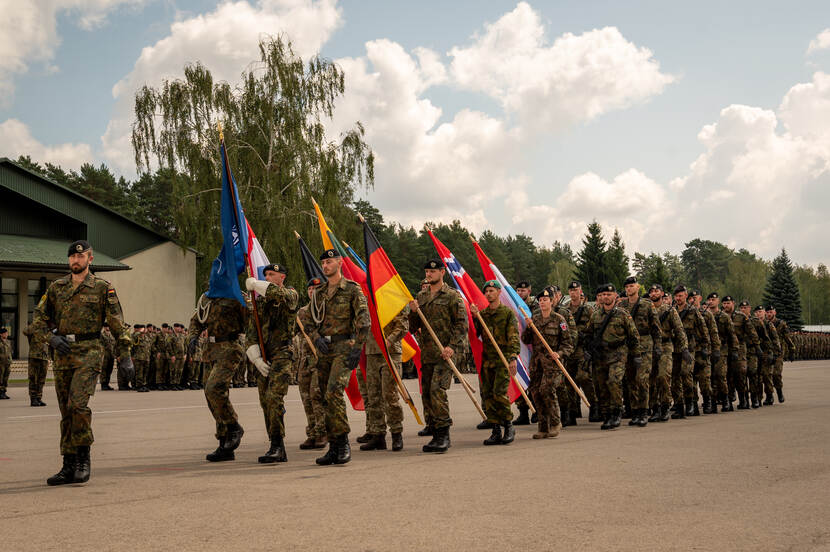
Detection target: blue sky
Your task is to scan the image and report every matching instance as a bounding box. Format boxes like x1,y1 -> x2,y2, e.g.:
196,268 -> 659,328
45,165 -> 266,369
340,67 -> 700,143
3,1 -> 830,264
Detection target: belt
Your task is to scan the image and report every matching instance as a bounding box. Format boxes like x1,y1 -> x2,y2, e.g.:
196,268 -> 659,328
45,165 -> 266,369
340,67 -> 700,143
209,333 -> 239,343
62,333 -> 101,343
325,334 -> 353,344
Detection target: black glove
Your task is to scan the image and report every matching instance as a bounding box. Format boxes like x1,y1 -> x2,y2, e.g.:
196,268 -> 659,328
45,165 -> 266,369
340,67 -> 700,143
711,350 -> 721,364
345,347 -> 362,370
314,336 -> 330,355
49,334 -> 71,355
681,348 -> 694,364
188,337 -> 199,356
730,349 -> 739,362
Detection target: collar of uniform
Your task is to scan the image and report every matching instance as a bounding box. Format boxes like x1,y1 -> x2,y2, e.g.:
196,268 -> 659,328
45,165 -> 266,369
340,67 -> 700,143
81,272 -> 97,288
419,282 -> 452,306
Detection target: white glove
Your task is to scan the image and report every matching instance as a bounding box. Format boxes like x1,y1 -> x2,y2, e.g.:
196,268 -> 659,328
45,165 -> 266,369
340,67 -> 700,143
246,344 -> 270,377
245,277 -> 270,296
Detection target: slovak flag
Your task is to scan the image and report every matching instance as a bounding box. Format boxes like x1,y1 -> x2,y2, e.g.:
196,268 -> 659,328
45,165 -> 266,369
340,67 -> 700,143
245,219 -> 270,283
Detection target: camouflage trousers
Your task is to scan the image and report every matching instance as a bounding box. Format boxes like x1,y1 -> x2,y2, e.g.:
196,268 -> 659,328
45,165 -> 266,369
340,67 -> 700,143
156,357 -> 170,386
204,342 -> 244,439
773,356 -> 784,391
233,358 -> 247,386
649,342 -> 673,408
693,352 -> 712,401
671,352 -> 693,406
761,357 -> 774,397
480,359 -> 512,424
0,359 -> 10,392
626,339 -> 653,410
257,357 -> 292,440
316,345 -> 354,439
134,359 -> 149,388
559,356 -> 597,415
365,353 -> 404,435
297,357 -> 325,439
710,347 -> 729,398
420,361 -> 453,429
595,350 -> 626,414
201,362 -> 213,386
28,358 -> 48,400
727,348 -> 748,395
529,362 -> 562,432
170,358 -> 184,387
100,352 -> 114,386
357,364 -> 369,432
747,355 -> 761,398
53,342 -> 103,454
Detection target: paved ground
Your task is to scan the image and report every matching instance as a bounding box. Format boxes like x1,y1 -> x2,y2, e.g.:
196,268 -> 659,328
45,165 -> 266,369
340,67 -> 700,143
1,362 -> 829,551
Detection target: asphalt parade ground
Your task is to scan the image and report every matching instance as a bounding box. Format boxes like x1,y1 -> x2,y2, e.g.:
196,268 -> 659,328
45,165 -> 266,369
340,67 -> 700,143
1,362 -> 829,552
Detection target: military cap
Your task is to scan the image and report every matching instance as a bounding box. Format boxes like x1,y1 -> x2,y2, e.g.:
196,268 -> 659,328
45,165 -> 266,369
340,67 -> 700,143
0,327 -> 7,334
549,285 -> 560,293
421,278 -> 429,285
134,324 -> 145,329
307,277 -> 322,288
263,263 -> 287,274
649,283 -> 663,292
567,280 -> 581,290
754,305 -> 765,312
767,305 -> 776,311
739,300 -> 750,307
68,240 -> 91,256
161,323 -> 169,328
688,290 -> 697,298
722,295 -> 734,302
515,281 -> 530,289
673,285 -> 687,294
482,279 -> 502,291
623,276 -> 637,286
707,292 -> 719,300
595,283 -> 615,294
319,249 -> 341,260
537,286 -> 554,299
424,258 -> 443,270
173,323 -> 183,328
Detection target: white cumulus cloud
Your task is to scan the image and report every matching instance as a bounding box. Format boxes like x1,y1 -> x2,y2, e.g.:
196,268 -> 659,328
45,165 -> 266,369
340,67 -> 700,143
0,118 -> 93,169
807,28 -> 830,54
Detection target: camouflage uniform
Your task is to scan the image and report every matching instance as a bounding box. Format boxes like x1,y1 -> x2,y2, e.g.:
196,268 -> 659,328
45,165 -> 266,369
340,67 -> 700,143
131,330 -> 153,389
234,334 -> 248,387
247,283 -> 298,441
474,304 -> 520,424
296,305 -> 325,441
187,295 -> 247,440
522,310 -> 574,433
762,320 -> 781,401
364,308 -> 408,436
697,307 -> 720,408
99,328 -> 115,388
32,273 -> 130,454
24,323 -> 50,402
709,309 -> 738,406
0,335 -> 11,396
676,304 -> 709,406
198,334 -> 211,386
567,300 -> 598,416
618,296 -> 662,414
171,331 -> 186,388
653,303 -> 686,412
552,304 -> 579,417
729,310 -> 759,407
409,283 -> 467,430
308,278 -> 370,439
771,318 -> 794,395
749,316 -> 771,405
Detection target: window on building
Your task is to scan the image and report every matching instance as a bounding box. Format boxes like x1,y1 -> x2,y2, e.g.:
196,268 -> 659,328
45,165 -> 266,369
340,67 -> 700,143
1,277 -> 19,358
27,278 -> 48,326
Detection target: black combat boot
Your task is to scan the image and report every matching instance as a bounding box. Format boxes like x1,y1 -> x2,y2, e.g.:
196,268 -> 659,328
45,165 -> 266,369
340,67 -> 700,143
610,408 -> 622,428
391,432 -> 403,451
73,446 -> 91,484
659,403 -> 671,422
750,393 -> 760,409
206,439 -> 235,462
628,408 -> 641,426
475,420 -> 493,430
531,412 -> 538,423
47,454 -> 76,486
763,393 -> 774,406
315,440 -> 338,465
501,421 -> 515,444
636,408 -> 648,427
359,433 -> 387,451
691,401 -> 701,416
569,411 -> 579,425
776,388 -> 785,403
685,400 -> 695,417
258,436 -> 287,463
648,406 -> 661,423
431,427 -> 450,453
0,391 -> 9,399
334,434 -> 351,465
422,430 -> 440,453
223,423 -> 244,451
722,393 -> 734,412
671,402 -> 686,419
419,424 -> 435,436
622,405 -> 632,419
702,396 -> 712,414
560,408 -> 573,428
588,404 -> 601,423
737,392 -> 748,410
600,412 -> 613,430
483,424 -> 503,445
355,432 -> 372,444
514,405 -> 530,425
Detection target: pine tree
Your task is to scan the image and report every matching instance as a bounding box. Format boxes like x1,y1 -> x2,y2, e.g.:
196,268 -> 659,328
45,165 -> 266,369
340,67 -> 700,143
763,249 -> 804,330
603,228 -> 630,289
575,221 -> 608,297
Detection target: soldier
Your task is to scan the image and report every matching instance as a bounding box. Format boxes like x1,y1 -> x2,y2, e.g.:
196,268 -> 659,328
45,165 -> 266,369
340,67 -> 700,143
187,325 -> 203,390
766,306 -> 794,402
296,278 -> 327,450
187,286 -> 247,462
522,286 -> 573,439
33,240 -> 132,485
648,285 -> 687,422
513,281 -> 537,427
583,284 -> 641,430
673,286 -> 709,417
516,281 -> 540,316
722,297 -> 759,410
618,276 -> 662,427
155,324 -> 172,390
705,293 -> 739,412
693,291 -> 721,414
171,324 -> 187,390
98,325 -> 115,390
360,306 -> 409,452
233,333 -> 248,388
131,324 -> 152,392
307,249 -> 370,465
409,258 -> 468,454
23,323 -> 49,406
0,327 -> 11,400
549,286 -> 579,426
761,308 -> 781,405
566,281 -> 599,422
244,263 -> 299,464
745,303 -> 771,409
470,280 -> 520,446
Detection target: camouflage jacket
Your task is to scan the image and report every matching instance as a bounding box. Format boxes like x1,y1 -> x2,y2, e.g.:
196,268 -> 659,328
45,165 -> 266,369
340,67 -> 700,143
308,278 -> 370,348
656,304 -> 688,353
32,272 -> 131,363
700,308 -> 721,352
554,304 -> 577,355
677,304 -> 710,354
567,300 -> 594,359
171,332 -> 186,358
752,317 -> 773,355
366,307 -> 409,356
409,283 -> 468,364
772,318 -> 795,355
522,310 -> 574,370
765,320 -> 782,357
100,329 -> 116,356
295,304 -> 316,356
0,338 -> 11,364
131,331 -> 154,362
730,311 -> 760,351
247,283 -> 299,360
524,295 -> 541,317
187,295 -> 247,359
474,303 -> 520,362
584,306 -> 641,357
618,296 -> 662,353
710,309 -> 739,352
23,323 -> 49,360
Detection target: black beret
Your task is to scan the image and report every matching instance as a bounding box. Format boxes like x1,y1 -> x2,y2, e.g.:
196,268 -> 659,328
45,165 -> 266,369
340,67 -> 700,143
319,249 -> 341,260
173,323 -> 183,328
424,258 -> 443,270
263,263 -> 287,274
688,290 -> 697,298
536,286 -> 554,299
754,305 -> 765,312
673,285 -> 687,294
68,240 -> 91,256
722,295 -> 734,302
623,276 -> 637,286
568,280 -> 581,289
707,292 -> 719,300
767,305 -> 776,311
515,281 -> 530,289
307,277 -> 322,288
739,300 -> 750,307
595,283 -> 615,294
133,324 -> 145,329
649,283 -> 663,292
0,327 -> 7,334
161,323 -> 169,328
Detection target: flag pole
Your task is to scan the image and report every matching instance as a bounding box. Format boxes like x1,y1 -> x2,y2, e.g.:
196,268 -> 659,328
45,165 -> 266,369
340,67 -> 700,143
218,122 -> 267,362
294,314 -> 318,360
523,316 -> 591,407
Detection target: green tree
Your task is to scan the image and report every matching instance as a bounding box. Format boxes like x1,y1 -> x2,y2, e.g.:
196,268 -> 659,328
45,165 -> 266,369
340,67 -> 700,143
603,228 -> 629,289
681,238 -> 732,290
763,249 -> 804,330
574,221 -> 607,296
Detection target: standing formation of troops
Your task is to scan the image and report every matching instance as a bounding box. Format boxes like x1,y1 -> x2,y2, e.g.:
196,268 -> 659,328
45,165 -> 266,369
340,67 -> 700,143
2,239 -> 829,487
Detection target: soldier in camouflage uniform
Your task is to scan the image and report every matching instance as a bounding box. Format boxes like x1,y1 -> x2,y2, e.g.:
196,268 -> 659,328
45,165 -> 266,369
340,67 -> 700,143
154,324 -> 172,390
515,281 -> 540,316
618,277 -> 662,427
760,308 -> 781,405
307,249 -> 370,466
583,284 -> 641,430
296,278 -> 327,450
244,263 -> 299,464
409,258 -> 468,454
131,324 -> 153,392
705,293 -> 739,412
0,328 -> 11,400
550,286 -> 579,426
24,323 -> 49,406
722,297 -> 759,410
673,286 -> 709,417
566,281 -> 599,422
648,285 -> 688,422
170,324 -> 187,390
198,331 -> 210,387
512,281 -> 537,427
99,325 -> 115,390
471,280 -> 520,446
522,286 -> 573,439
187,289 -> 247,462
766,306 -> 794,402
745,303 -> 771,409
33,240 -> 132,485
692,291 -> 721,414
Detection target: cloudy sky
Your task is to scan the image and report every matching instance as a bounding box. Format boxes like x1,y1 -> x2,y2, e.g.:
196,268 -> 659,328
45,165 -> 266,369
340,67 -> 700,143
2,0 -> 830,265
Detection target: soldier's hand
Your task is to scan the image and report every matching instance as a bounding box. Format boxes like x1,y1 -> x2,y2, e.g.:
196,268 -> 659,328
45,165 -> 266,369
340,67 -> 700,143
49,334 -> 71,355
508,359 -> 517,377
314,336 -> 330,355
470,304 -> 479,315
441,346 -> 454,360
346,347 -> 362,370
681,348 -> 694,364
253,358 -> 270,378
408,300 -> 419,312
171,356 -> 176,362
550,350 -> 560,361
245,345 -> 270,377
188,337 -> 198,356
246,277 -> 270,296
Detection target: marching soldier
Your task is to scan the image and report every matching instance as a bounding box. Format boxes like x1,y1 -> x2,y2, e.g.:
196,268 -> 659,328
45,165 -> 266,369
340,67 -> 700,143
23,323 -> 49,406
550,286 -> 578,426
648,284 -> 688,422
745,303 -> 771,409
566,281 -> 599,422
673,286 -> 709,417
515,281 -> 540,316
761,309 -> 781,405
705,293 -> 739,412
296,278 -> 327,450
99,325 -> 115,390
722,297 -> 759,410
131,324 -> 152,392
766,306 -> 794,402
692,291 -> 721,414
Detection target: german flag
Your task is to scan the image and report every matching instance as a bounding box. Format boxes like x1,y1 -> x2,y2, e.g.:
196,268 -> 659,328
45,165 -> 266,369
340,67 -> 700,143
363,222 -> 414,329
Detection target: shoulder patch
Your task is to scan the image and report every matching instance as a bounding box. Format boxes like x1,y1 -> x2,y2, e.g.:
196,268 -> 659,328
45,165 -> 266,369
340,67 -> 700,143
560,321 -> 568,331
